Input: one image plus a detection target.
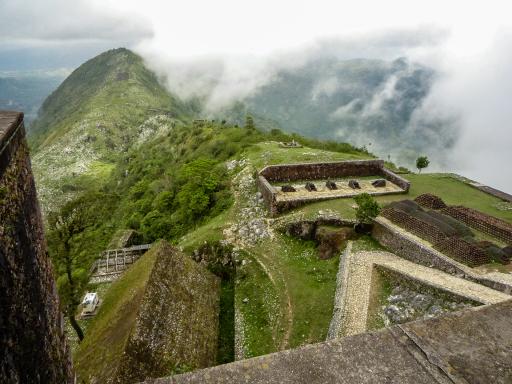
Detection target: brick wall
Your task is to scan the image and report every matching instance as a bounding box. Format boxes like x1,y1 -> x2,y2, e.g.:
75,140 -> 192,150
372,218 -> 512,293
381,208 -> 447,245
442,206 -> 512,245
0,112 -> 73,383
414,194 -> 447,210
259,160 -> 384,182
434,237 -> 490,267
381,207 -> 491,267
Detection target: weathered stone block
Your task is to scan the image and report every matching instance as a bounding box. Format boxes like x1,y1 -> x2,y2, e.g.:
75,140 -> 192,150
281,185 -> 296,192
371,179 -> 386,188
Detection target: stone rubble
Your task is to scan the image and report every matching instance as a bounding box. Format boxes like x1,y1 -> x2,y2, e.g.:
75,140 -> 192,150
224,164 -> 273,246
381,285 -> 473,326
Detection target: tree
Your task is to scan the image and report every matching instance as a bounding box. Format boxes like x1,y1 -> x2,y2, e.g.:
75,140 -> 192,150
47,194 -> 101,341
245,115 -> 255,130
416,156 -> 430,173
353,193 -> 380,224
175,158 -> 223,220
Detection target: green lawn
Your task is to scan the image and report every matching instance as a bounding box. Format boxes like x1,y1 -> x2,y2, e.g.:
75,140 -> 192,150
246,141 -> 370,170
240,233 -> 340,355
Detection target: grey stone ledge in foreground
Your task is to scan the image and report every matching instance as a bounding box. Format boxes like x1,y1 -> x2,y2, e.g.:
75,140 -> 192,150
144,299 -> 512,384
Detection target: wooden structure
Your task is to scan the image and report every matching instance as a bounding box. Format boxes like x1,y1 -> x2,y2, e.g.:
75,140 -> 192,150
90,244 -> 152,283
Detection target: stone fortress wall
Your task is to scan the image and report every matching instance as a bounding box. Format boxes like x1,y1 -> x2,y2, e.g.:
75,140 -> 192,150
380,207 -> 490,267
0,112 -> 73,383
147,300 -> 512,384
442,206 -> 512,245
258,160 -> 410,215
372,217 -> 512,294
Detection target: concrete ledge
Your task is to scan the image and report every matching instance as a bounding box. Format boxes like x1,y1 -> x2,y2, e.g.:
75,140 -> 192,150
144,300 -> 512,384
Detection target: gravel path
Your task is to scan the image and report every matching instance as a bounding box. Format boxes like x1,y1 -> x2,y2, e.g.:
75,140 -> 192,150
334,248 -> 511,338
224,162 -> 292,357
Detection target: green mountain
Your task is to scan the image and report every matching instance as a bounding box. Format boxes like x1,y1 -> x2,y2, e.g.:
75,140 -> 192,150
239,57 -> 456,166
30,48 -> 196,213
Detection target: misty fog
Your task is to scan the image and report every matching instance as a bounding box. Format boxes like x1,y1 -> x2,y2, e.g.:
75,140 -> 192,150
1,0 -> 511,192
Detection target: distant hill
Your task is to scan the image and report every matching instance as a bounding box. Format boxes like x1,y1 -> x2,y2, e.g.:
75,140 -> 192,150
239,57 -> 455,166
30,47 -> 195,149
0,73 -> 64,124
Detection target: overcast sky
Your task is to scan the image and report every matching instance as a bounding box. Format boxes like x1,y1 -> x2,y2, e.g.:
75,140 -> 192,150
1,1 -> 510,61
1,0 -> 511,190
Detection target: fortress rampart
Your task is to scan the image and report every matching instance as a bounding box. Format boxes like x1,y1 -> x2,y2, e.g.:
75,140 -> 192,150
442,206 -> 512,245
258,160 -> 410,215
0,111 -> 73,383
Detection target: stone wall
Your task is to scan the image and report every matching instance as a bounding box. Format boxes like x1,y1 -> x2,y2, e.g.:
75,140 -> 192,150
258,160 -> 410,215
260,159 -> 385,182
145,300 -> 512,384
372,217 -> 512,294
326,242 -> 353,340
381,207 -> 492,267
0,111 -> 73,383
257,176 -> 277,215
442,206 -> 512,245
380,168 -> 411,191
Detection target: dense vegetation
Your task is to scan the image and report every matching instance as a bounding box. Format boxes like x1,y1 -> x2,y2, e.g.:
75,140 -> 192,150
45,118 -> 367,340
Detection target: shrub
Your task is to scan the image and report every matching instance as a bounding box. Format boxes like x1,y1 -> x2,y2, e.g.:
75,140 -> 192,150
354,193 -> 381,224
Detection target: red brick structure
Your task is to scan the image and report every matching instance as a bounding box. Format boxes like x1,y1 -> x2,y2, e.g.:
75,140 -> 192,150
414,194 -> 447,210
434,237 -> 490,267
442,206 -> 512,245
381,208 -> 447,245
381,204 -> 492,267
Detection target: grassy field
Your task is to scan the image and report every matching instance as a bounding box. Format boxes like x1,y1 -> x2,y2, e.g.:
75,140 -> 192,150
236,233 -> 339,357
245,141 -> 370,169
